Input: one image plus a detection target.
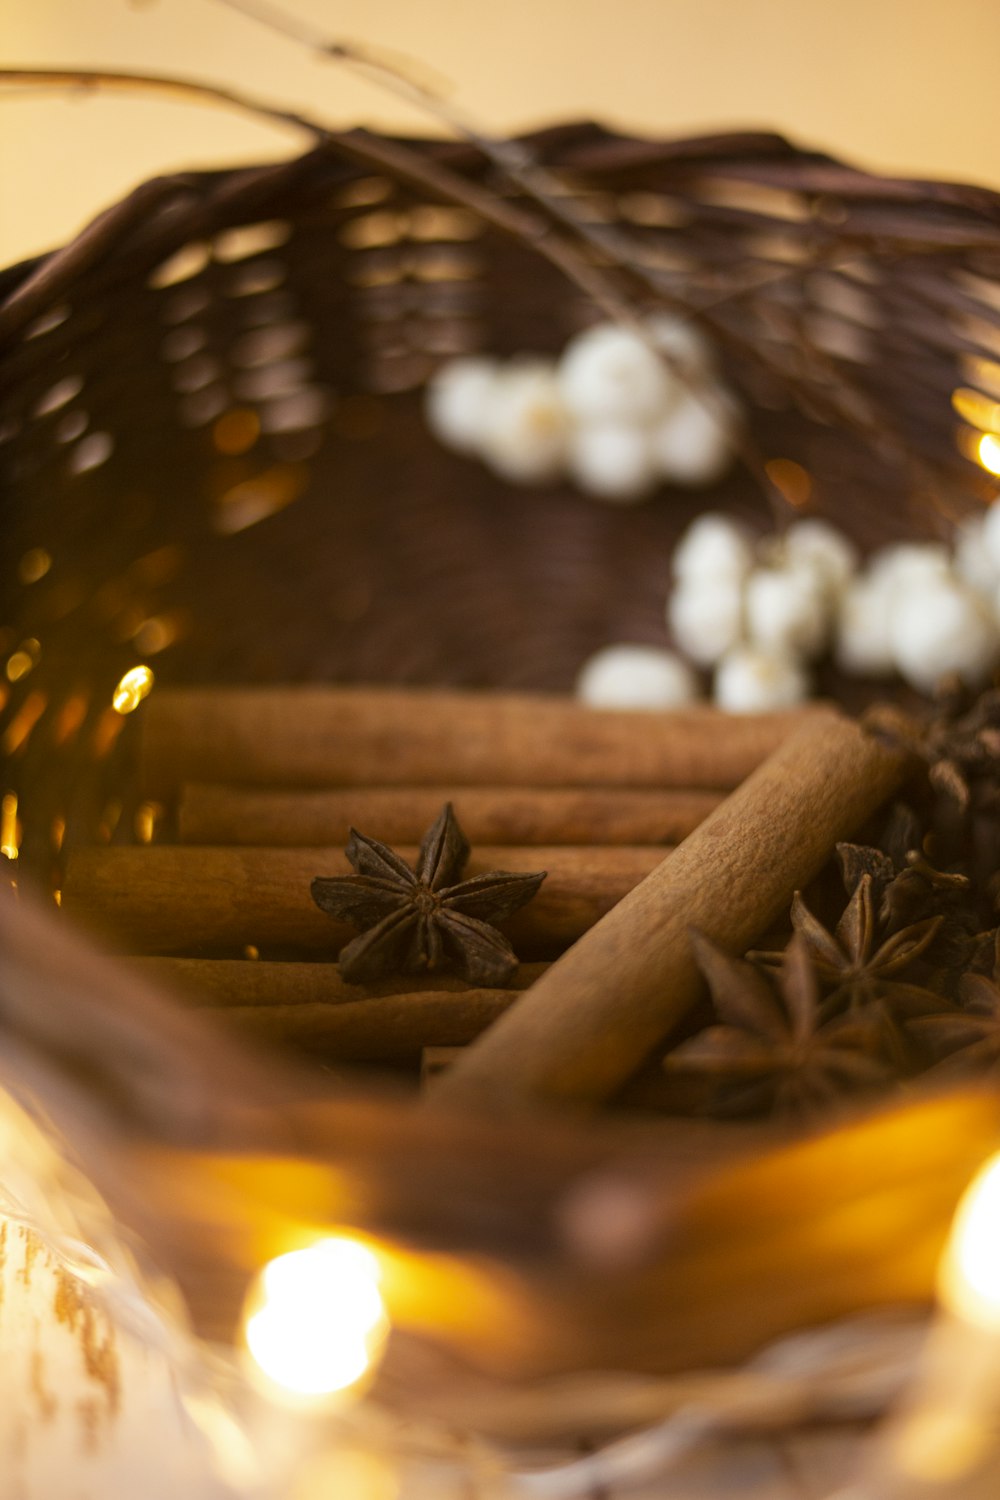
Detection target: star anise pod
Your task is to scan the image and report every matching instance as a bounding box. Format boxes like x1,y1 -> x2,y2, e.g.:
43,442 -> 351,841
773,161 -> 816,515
921,688 -> 1000,816
866,691 -> 1000,882
837,800 -> 968,926
752,875 -> 943,1065
310,803 -> 546,986
758,876 -> 942,1005
663,932 -> 891,1119
836,834 -> 977,981
908,930 -> 1000,1076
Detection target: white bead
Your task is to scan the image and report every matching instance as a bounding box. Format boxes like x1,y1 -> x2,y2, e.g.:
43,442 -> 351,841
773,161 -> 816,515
714,646 -> 810,712
671,513 -> 754,583
668,576 -> 745,666
782,519 -> 858,598
576,645 -> 700,709
867,542 -> 951,601
744,566 -> 829,660
835,576 -> 896,676
649,388 -> 735,487
889,577 -> 1000,691
557,323 -> 672,424
425,356 -> 499,453
480,361 -> 568,484
567,421 -> 657,502
645,314 -> 713,386
953,516 -> 999,597
982,502 -> 1000,572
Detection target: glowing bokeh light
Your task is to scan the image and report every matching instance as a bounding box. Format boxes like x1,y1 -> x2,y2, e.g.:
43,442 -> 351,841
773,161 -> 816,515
111,665 -> 154,715
6,639 -> 40,683
977,433 -> 1000,476
764,456 -> 813,509
18,548 -> 51,585
1,793 -> 19,861
941,1153 -> 1000,1327
243,1237 -> 388,1399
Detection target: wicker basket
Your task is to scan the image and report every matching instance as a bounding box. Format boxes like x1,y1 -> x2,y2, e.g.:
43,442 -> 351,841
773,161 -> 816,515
5,124 -> 1000,1494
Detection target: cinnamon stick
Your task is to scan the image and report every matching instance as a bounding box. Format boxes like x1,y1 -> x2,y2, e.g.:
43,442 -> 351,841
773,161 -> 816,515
178,783 -> 722,847
422,1045 -> 718,1113
207,990 -> 517,1062
64,845 -> 669,955
432,710 -> 909,1112
141,687 -> 819,796
128,957 -> 547,1005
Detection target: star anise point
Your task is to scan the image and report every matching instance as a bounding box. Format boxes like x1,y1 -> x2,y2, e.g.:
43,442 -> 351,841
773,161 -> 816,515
311,803 -> 546,987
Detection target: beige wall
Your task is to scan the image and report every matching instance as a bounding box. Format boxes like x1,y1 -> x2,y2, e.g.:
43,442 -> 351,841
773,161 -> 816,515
3,0 -> 1000,268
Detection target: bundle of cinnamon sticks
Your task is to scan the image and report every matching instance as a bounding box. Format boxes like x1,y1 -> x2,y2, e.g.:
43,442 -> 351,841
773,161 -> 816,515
64,686 -> 908,1110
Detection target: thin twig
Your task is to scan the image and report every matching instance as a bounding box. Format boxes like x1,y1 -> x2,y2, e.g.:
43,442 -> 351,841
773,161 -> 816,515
0,67 -> 634,338
203,0 -> 789,512
0,63 -> 784,515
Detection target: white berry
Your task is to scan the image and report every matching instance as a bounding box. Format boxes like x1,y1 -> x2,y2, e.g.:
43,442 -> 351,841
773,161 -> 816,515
953,516 -> 999,597
782,519 -> 858,599
889,577 -> 1000,691
868,542 -> 951,601
672,513 -> 754,583
425,356 -> 499,454
480,362 -> 568,484
745,566 -> 829,660
645,313 -> 712,386
567,421 -> 656,502
575,645 -> 700,709
649,388 -> 734,487
983,503 -> 1000,572
835,576 -> 896,676
977,501 -> 1000,576
714,646 -> 810,712
668,577 -> 745,666
557,323 -> 672,424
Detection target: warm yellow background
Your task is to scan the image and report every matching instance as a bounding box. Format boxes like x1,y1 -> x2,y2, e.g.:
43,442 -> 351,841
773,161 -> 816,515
3,0 -> 1000,268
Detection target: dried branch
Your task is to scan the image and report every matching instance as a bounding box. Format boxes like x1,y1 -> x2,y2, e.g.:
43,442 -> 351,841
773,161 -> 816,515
0,68 -> 639,350
206,0 -> 788,513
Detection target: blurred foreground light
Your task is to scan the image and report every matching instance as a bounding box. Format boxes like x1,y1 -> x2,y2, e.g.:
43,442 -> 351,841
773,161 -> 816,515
976,433 -> 1000,477
1,792 -> 19,861
243,1237 -> 388,1400
848,1152 -> 1000,1497
112,664 -> 154,715
941,1152 -> 1000,1328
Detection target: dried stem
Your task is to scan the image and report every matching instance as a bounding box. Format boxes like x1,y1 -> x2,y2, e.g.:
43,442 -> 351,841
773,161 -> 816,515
205,0 -> 787,513
0,68 -> 639,350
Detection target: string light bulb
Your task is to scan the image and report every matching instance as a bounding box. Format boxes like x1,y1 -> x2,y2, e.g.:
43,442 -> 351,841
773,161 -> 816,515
941,1153 -> 1000,1329
243,1237 -> 388,1402
852,1150 -> 1000,1497
976,433 -> 1000,476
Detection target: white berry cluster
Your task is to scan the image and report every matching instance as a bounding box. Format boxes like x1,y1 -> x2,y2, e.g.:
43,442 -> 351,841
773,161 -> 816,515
424,319 -> 737,501
575,508 -> 1000,712
838,517 -> 1000,692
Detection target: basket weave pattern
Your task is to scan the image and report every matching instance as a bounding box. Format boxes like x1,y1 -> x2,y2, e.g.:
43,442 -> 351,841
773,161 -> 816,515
4,124 -> 1000,873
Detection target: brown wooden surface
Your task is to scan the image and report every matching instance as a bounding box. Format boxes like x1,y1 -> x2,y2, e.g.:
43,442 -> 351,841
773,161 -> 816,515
435,712 -> 909,1110
142,689 -> 818,797
64,844 -> 668,955
178,782 -> 723,846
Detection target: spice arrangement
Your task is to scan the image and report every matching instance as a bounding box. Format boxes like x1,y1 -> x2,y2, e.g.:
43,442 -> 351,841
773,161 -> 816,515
36,693 -> 847,1101
53,676 -> 1000,1143
12,90 -> 1000,1495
